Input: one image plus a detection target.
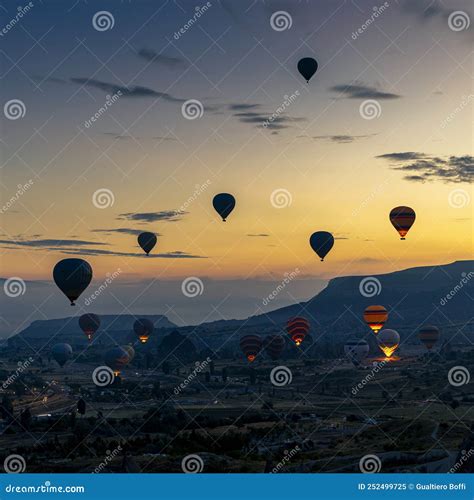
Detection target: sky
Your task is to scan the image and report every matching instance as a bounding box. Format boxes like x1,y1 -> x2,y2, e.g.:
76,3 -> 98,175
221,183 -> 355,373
0,0 -> 473,335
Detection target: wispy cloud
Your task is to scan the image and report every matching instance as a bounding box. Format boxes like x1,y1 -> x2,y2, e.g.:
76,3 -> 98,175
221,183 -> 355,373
102,132 -> 177,142
301,134 -> 376,144
136,48 -> 185,68
247,233 -> 270,237
117,211 -> 186,223
92,228 -> 161,236
0,238 -> 106,248
59,248 -> 205,258
329,83 -> 401,100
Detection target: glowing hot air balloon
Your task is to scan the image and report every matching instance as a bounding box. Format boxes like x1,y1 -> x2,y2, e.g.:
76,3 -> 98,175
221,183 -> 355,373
363,305 -> 388,335
79,313 -> 100,342
53,258 -> 93,306
309,231 -> 334,261
344,339 -> 369,366
240,334 -> 262,362
264,335 -> 285,361
212,193 -> 235,221
123,345 -> 136,361
389,206 -> 416,240
419,325 -> 440,351
51,343 -> 73,367
377,329 -> 400,358
138,232 -> 157,255
287,317 -> 310,346
104,346 -> 130,376
297,57 -> 318,82
133,318 -> 154,344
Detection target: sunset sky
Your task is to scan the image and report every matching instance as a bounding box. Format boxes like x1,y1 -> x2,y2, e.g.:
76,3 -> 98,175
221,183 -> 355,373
1,0 -> 472,333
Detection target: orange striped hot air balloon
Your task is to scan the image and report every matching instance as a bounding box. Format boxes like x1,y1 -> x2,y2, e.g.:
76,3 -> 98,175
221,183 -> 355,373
363,305 -> 388,335
389,206 -> 416,240
240,335 -> 262,362
419,325 -> 440,350
286,317 -> 310,346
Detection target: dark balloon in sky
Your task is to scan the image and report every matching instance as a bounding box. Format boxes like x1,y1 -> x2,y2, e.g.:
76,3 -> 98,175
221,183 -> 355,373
309,231 -> 334,261
51,343 -> 73,367
212,193 -> 235,221
133,318 -> 154,344
138,232 -> 157,255
53,258 -> 93,306
104,346 -> 130,375
79,313 -> 100,341
389,206 -> 416,240
297,57 -> 318,82
240,334 -> 262,362
287,317 -> 310,346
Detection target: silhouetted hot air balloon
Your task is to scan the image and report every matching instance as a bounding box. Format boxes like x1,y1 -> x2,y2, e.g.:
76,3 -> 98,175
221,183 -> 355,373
297,57 -> 318,82
79,313 -> 100,342
212,193 -> 235,221
363,305 -> 388,335
104,346 -> 130,376
309,231 -> 334,261
53,258 -> 92,306
51,343 -> 73,367
133,318 -> 154,344
419,325 -> 440,351
287,317 -> 310,346
240,334 -> 262,362
138,232 -> 157,256
344,339 -> 369,366
123,345 -> 135,361
389,206 -> 416,240
264,335 -> 285,361
377,329 -> 400,358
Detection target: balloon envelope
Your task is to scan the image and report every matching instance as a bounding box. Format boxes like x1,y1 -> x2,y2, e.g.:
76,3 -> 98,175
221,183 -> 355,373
104,346 -> 130,374
123,345 -> 135,361
51,343 -> 73,367
133,318 -> 154,344
297,57 -> 318,82
363,305 -> 388,334
79,313 -> 100,341
287,317 -> 310,346
138,232 -> 157,255
309,231 -> 334,261
377,329 -> 400,358
264,335 -> 285,361
344,339 -> 369,366
53,258 -> 92,306
419,325 -> 440,350
212,193 -> 235,221
389,206 -> 415,240
240,334 -> 262,362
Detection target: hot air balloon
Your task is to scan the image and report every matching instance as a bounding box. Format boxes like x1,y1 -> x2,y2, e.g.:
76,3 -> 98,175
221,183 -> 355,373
389,206 -> 416,240
344,339 -> 369,366
377,329 -> 400,358
419,325 -> 440,351
240,335 -> 262,362
53,258 -> 93,306
51,343 -> 73,367
297,57 -> 318,82
363,305 -> 388,335
123,345 -> 136,361
104,346 -> 130,376
264,335 -> 285,361
133,318 -> 154,344
212,193 -> 235,221
79,313 -> 100,341
287,317 -> 310,346
138,232 -> 157,256
309,231 -> 334,261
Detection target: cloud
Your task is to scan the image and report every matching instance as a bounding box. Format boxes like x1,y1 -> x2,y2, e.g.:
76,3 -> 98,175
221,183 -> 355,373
228,103 -> 262,111
92,228 -> 161,236
247,233 -> 269,237
329,83 -> 402,100
102,132 -> 177,142
377,152 -> 473,183
58,248 -> 205,258
303,134 -> 376,144
117,211 -> 186,223
0,238 -> 106,248
136,48 -> 185,68
233,110 -> 306,133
